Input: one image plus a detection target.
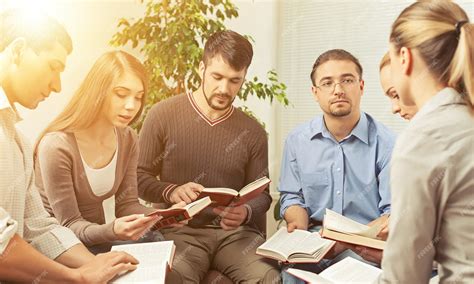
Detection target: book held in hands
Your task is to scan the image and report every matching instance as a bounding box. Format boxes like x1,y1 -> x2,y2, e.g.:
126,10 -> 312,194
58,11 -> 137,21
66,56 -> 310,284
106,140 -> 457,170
196,176 -> 271,206
147,197 -> 211,229
256,227 -> 335,263
110,241 -> 176,284
321,209 -> 386,250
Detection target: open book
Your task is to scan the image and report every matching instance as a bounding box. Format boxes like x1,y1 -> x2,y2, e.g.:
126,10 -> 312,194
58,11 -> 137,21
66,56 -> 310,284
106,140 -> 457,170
256,227 -> 335,263
321,209 -> 385,250
286,256 -> 381,283
147,197 -> 211,229
197,176 -> 270,206
111,241 -> 175,284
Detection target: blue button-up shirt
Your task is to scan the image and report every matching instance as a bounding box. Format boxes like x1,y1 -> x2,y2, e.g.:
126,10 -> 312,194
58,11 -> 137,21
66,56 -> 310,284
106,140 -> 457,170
279,112 -> 396,224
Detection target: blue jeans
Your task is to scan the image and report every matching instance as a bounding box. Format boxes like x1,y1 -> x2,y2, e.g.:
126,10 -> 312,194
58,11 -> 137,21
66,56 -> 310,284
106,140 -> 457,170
87,230 -> 165,255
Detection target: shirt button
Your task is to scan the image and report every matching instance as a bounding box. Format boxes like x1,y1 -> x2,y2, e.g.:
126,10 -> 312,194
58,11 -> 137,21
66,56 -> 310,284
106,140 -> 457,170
337,191 -> 341,195
336,168 -> 341,172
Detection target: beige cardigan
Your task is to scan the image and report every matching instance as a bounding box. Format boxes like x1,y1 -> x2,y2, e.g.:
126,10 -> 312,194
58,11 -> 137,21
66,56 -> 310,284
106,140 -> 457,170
35,127 -> 154,246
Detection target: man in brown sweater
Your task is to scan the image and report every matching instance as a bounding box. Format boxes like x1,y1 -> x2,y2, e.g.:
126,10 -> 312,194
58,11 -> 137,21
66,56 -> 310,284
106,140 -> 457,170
138,30 -> 280,283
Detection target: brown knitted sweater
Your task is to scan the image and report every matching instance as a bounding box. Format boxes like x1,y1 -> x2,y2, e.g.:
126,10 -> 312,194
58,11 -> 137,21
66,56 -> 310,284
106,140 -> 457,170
137,92 -> 271,228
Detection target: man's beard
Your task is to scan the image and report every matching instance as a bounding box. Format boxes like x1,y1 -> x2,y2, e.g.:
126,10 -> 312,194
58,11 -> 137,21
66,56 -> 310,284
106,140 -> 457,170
329,101 -> 352,117
204,92 -> 235,111
201,67 -> 235,111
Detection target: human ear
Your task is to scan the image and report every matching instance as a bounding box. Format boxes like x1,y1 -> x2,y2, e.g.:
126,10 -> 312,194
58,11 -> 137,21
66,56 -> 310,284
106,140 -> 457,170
9,38 -> 28,66
198,61 -> 205,79
399,47 -> 413,76
311,86 -> 319,102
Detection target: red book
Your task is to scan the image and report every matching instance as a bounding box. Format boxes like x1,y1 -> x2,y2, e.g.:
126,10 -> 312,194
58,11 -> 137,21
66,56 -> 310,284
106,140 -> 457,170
196,177 -> 271,207
147,197 -> 211,229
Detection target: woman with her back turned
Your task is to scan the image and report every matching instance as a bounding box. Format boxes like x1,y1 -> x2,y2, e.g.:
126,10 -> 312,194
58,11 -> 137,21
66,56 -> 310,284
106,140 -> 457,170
380,1 -> 474,283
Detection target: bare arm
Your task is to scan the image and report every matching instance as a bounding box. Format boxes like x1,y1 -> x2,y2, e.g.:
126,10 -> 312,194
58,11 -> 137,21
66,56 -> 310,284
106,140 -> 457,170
0,234 -> 138,284
55,243 -> 94,268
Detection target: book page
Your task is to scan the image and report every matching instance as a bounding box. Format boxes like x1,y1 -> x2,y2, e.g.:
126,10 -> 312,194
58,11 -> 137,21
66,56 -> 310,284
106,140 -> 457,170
258,227 -> 330,259
111,264 -> 167,284
286,268 -> 333,283
240,176 -> 271,196
185,196 -> 211,216
202,187 -> 238,195
319,256 -> 381,283
111,241 -> 174,284
325,209 -> 381,238
429,275 -> 439,284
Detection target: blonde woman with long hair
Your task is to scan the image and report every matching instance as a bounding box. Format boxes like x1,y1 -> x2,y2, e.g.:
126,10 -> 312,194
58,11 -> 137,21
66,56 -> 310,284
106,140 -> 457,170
34,51 -> 162,253
379,1 -> 474,283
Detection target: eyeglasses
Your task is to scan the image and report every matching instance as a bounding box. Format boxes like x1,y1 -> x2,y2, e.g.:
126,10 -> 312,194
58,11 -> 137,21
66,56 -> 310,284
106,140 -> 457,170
315,78 -> 359,94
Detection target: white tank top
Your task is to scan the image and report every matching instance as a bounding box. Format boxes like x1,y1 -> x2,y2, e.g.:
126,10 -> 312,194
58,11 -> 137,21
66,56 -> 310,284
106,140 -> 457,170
80,136 -> 118,223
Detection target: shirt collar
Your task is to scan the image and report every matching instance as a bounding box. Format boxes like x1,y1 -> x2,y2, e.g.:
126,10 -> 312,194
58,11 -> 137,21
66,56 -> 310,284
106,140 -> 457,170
411,87 -> 468,123
310,112 -> 369,144
350,112 -> 369,144
0,86 -> 22,122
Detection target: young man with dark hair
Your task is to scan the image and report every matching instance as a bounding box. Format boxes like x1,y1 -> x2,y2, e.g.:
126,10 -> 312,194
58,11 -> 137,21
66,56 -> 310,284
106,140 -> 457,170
138,30 -> 280,283
0,9 -> 138,283
279,49 -> 396,283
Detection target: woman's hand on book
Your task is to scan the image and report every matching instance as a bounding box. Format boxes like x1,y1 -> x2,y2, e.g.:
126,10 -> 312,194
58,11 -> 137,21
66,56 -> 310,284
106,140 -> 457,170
170,182 -> 204,204
213,205 -> 248,230
113,214 -> 161,241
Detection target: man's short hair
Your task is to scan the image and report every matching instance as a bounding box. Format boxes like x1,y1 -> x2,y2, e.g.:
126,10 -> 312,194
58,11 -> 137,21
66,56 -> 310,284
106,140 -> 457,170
310,49 -> 363,86
0,9 -> 72,54
202,30 -> 253,71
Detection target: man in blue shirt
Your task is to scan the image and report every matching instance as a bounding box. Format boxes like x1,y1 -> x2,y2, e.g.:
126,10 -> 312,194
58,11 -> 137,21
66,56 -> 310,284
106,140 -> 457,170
279,49 -> 396,282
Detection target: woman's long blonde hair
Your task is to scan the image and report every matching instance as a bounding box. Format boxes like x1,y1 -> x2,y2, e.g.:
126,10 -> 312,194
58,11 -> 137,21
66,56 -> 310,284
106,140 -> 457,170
35,50 -> 148,154
390,0 -> 473,107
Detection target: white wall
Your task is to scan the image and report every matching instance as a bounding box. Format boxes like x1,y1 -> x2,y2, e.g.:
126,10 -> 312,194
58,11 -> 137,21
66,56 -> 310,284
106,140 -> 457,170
1,0 -> 278,150
1,0 -> 147,142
